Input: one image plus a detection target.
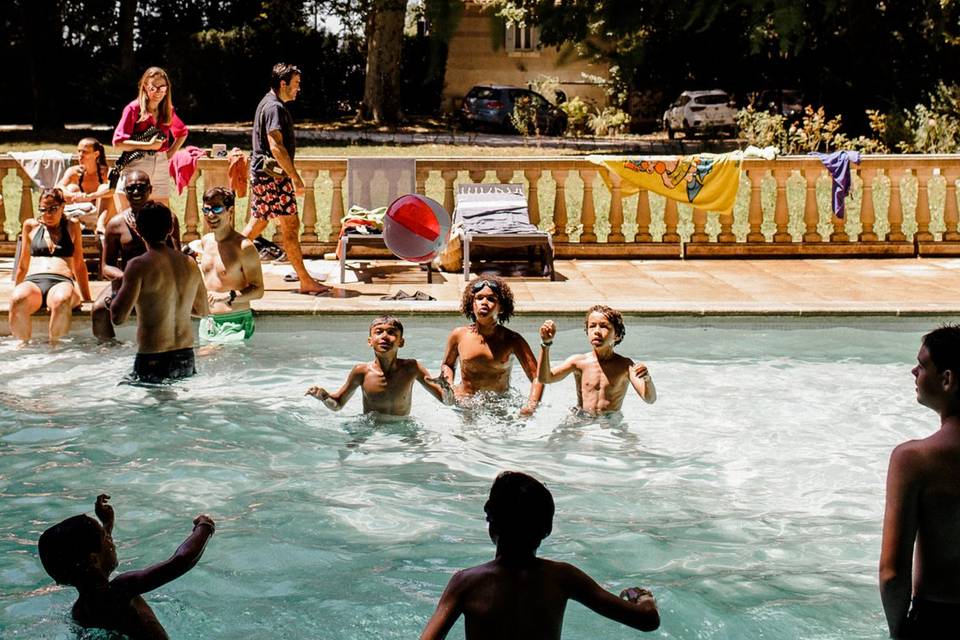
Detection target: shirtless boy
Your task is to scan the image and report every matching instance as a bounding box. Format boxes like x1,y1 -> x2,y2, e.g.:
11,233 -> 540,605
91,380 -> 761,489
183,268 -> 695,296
440,275 -> 543,416
38,494 -> 215,640
306,315 -> 454,416
880,325 -> 960,638
537,305 -> 656,415
109,201 -> 207,383
197,187 -> 264,343
420,471 -> 660,640
93,170 -> 181,341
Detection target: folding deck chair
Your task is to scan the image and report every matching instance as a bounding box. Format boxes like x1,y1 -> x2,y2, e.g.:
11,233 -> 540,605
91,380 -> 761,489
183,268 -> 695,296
339,157 -> 434,283
454,183 -> 555,281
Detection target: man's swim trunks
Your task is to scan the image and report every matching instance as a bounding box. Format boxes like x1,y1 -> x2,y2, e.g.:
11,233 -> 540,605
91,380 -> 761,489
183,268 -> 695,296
132,348 -> 196,384
905,596 -> 960,638
250,173 -> 298,219
199,309 -> 255,343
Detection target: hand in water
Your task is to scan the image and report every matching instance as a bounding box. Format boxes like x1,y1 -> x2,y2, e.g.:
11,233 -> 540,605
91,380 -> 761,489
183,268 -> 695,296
193,514 -> 216,534
619,587 -> 654,603
95,494 -> 114,529
306,386 -> 338,410
426,375 -> 455,405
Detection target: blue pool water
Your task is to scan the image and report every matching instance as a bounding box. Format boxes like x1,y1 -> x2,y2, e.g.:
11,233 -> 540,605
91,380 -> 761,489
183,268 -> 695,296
0,316 -> 942,639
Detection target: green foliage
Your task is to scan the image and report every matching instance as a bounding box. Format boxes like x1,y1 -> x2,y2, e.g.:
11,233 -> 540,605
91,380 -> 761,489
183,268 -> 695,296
559,96 -> 590,136
898,82 -> 960,153
736,105 -> 890,153
509,94 -> 539,137
528,74 -> 561,104
588,106 -> 630,137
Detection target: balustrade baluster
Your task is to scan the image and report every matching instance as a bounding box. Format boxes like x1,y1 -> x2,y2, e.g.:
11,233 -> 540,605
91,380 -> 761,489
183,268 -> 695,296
415,168 -> 428,196
662,198 -> 680,243
183,172 -> 200,241
579,168 -> 597,243
523,168 -> 541,227
887,169 -> 906,241
801,165 -> 822,242
634,190 -> 652,242
858,167 -> 877,241
496,168 -> 514,184
717,211 -> 735,243
552,169 -> 569,242
300,169 -> 319,242
328,167 -> 346,242
607,170 -> 624,242
690,208 -> 708,243
773,168 -> 791,242
914,168 -> 933,242
469,169 -> 485,183
746,168 -> 765,242
441,169 -> 457,216
18,169 -> 32,225
944,170 -> 960,241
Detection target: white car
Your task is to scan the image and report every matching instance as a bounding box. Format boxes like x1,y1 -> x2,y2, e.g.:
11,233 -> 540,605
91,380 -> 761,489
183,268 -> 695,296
662,90 -> 737,139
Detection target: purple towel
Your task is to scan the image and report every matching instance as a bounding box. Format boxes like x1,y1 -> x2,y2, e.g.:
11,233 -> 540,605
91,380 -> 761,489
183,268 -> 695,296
809,151 -> 861,219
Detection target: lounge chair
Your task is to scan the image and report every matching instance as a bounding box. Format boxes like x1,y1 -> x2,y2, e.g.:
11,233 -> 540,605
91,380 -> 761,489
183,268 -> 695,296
454,183 -> 555,281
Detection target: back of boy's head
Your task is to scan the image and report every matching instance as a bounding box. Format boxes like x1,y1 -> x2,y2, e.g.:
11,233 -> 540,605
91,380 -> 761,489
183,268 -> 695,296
585,304 -> 625,346
369,315 -> 404,335
38,514 -> 103,586
484,471 -> 554,551
135,201 -> 174,244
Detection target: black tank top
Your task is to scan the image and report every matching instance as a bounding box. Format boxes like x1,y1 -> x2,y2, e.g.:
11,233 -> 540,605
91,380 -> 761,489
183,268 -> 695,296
30,216 -> 74,258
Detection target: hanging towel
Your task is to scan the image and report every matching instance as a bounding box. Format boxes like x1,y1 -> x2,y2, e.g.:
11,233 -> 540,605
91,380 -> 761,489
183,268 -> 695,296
590,151 -> 743,212
9,150 -> 72,189
809,150 -> 861,219
168,146 -> 207,194
227,147 -> 249,198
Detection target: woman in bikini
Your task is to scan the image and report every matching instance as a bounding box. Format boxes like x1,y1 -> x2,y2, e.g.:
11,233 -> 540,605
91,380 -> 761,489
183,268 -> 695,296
9,188 -> 92,345
112,66 -> 189,210
57,137 -> 116,233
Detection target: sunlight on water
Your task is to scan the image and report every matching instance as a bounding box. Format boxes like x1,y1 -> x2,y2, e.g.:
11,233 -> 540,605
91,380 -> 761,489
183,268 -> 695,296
0,316 -> 944,639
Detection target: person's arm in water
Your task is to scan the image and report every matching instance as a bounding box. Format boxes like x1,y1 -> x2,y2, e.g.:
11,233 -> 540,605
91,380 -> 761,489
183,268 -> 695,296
417,361 -> 455,405
628,361 -> 657,404
110,515 -> 215,595
69,219 -> 92,301
880,443 -> 921,638
110,258 -> 143,325
420,569 -> 468,640
537,320 -> 578,384
266,129 -> 303,194
306,365 -> 365,410
563,563 -> 660,631
439,329 -> 461,388
514,332 -> 544,416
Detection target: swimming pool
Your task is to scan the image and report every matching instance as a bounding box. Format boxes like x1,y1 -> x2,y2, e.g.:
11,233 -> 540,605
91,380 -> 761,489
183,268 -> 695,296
0,315 -> 939,639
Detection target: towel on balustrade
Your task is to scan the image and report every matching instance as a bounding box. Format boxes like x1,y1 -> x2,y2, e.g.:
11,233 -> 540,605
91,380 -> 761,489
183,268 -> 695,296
9,150 -> 72,189
227,148 -> 249,198
809,150 -> 861,219
169,146 -> 207,194
590,152 -> 743,212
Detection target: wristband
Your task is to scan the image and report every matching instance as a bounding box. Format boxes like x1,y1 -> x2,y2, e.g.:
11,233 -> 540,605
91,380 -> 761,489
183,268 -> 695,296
541,341 -> 552,348
103,295 -> 113,310
194,520 -> 215,534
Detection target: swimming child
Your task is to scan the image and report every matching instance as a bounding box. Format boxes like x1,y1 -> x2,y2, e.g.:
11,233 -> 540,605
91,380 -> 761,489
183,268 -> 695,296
420,471 -> 660,639
306,315 -> 454,416
38,494 -> 215,640
537,305 -> 656,415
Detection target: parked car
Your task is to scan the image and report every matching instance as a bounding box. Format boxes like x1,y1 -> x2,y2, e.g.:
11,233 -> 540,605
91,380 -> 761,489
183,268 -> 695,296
662,89 -> 737,139
757,89 -> 803,119
459,84 -> 568,136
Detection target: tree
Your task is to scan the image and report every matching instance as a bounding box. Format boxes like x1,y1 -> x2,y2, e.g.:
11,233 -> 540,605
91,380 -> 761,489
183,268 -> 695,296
361,0 -> 407,123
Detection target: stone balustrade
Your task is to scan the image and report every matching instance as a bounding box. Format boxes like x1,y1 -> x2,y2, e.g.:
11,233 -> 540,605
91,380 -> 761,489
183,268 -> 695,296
2,154 -> 959,258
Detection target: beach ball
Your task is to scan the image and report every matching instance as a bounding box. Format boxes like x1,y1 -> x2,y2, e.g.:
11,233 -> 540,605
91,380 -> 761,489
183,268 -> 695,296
383,194 -> 450,263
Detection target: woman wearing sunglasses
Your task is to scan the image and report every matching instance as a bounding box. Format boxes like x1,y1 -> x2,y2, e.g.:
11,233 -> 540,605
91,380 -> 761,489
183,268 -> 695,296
9,188 -> 92,344
112,66 -> 189,211
440,274 -> 544,416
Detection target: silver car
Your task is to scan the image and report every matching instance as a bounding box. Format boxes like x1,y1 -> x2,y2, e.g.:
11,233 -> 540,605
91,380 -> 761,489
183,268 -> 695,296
662,90 -> 738,139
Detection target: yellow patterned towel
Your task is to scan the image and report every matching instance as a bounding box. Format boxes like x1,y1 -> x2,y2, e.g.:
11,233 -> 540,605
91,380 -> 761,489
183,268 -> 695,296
590,152 -> 742,212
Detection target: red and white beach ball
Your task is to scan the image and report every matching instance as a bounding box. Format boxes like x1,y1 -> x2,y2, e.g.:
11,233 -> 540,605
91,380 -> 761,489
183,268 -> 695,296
383,194 -> 451,263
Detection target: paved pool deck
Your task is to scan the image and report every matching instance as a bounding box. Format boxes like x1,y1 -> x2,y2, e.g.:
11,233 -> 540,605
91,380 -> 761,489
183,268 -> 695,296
3,257 -> 960,321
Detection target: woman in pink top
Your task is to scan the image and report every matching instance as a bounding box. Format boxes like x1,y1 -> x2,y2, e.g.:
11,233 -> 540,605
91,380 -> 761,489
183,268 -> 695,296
112,67 -> 189,210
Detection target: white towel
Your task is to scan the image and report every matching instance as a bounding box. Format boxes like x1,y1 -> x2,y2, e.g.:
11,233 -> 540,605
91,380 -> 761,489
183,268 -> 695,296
9,150 -> 72,189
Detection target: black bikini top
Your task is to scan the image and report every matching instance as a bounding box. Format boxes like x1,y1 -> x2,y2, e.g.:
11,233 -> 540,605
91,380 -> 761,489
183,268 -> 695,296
30,216 -> 75,258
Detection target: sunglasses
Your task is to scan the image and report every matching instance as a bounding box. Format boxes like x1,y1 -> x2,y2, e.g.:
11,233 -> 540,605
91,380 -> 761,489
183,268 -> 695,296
126,184 -> 149,193
470,279 -> 501,294
38,205 -> 62,213
202,204 -> 227,215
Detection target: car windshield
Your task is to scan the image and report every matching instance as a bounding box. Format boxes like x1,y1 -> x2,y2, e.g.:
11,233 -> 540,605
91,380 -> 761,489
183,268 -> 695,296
694,93 -> 730,105
468,88 -> 500,101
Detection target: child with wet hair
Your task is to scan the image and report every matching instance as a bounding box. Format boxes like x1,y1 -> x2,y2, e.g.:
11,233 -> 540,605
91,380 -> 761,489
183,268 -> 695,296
537,305 -> 656,415
420,471 -> 659,640
306,314 -> 454,416
38,494 -> 215,639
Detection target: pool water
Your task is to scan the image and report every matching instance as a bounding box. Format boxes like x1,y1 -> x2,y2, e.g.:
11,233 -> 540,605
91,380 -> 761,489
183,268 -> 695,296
0,316 -> 940,639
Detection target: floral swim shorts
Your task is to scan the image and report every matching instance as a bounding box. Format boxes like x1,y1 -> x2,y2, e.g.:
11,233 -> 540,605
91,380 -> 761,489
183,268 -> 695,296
250,173 -> 298,219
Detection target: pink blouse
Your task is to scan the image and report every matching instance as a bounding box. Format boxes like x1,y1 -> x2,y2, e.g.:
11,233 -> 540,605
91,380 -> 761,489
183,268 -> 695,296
112,99 -> 188,152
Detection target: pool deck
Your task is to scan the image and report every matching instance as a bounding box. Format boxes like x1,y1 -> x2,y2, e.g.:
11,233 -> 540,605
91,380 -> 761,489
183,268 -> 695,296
3,256 -> 960,321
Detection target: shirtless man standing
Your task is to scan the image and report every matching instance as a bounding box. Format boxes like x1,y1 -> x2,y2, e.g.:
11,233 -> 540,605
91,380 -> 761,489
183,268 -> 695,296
880,325 -> 960,638
537,305 -> 656,415
92,170 -> 181,341
440,274 -> 542,416
197,187 -> 264,343
108,202 -> 207,383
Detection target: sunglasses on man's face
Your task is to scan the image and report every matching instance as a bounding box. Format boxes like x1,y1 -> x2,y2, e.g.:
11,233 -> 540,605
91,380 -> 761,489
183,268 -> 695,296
202,204 -> 227,215
471,279 -> 501,294
126,183 -> 149,194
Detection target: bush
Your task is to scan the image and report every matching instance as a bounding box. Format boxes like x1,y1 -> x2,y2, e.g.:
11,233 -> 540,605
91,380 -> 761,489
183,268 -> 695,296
509,94 -> 540,137
736,105 -> 889,153
588,106 -> 631,137
560,96 -> 590,136
898,83 -> 960,153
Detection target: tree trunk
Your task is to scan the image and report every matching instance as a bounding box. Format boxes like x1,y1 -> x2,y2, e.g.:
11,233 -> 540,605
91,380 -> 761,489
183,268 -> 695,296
118,0 -> 138,75
20,0 -> 65,131
362,0 -> 406,124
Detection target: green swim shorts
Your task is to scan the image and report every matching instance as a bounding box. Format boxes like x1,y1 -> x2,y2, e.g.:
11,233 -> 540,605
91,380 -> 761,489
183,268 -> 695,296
199,309 -> 255,343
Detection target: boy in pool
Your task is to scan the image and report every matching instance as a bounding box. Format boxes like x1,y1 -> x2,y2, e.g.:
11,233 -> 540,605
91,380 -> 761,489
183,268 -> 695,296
306,315 -> 454,416
38,494 -> 215,640
537,305 -> 656,415
420,471 -> 660,639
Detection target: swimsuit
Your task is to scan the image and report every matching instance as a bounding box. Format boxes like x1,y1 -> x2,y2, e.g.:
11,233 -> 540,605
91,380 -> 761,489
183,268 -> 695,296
249,173 -> 298,219
199,309 -> 255,343
132,348 -> 196,384
27,218 -> 77,308
905,596 -> 960,639
24,274 -> 75,309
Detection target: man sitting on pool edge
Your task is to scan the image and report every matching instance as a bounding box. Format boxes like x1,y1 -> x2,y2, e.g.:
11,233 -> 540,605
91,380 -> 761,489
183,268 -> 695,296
306,315 -> 454,416
109,201 -> 208,383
